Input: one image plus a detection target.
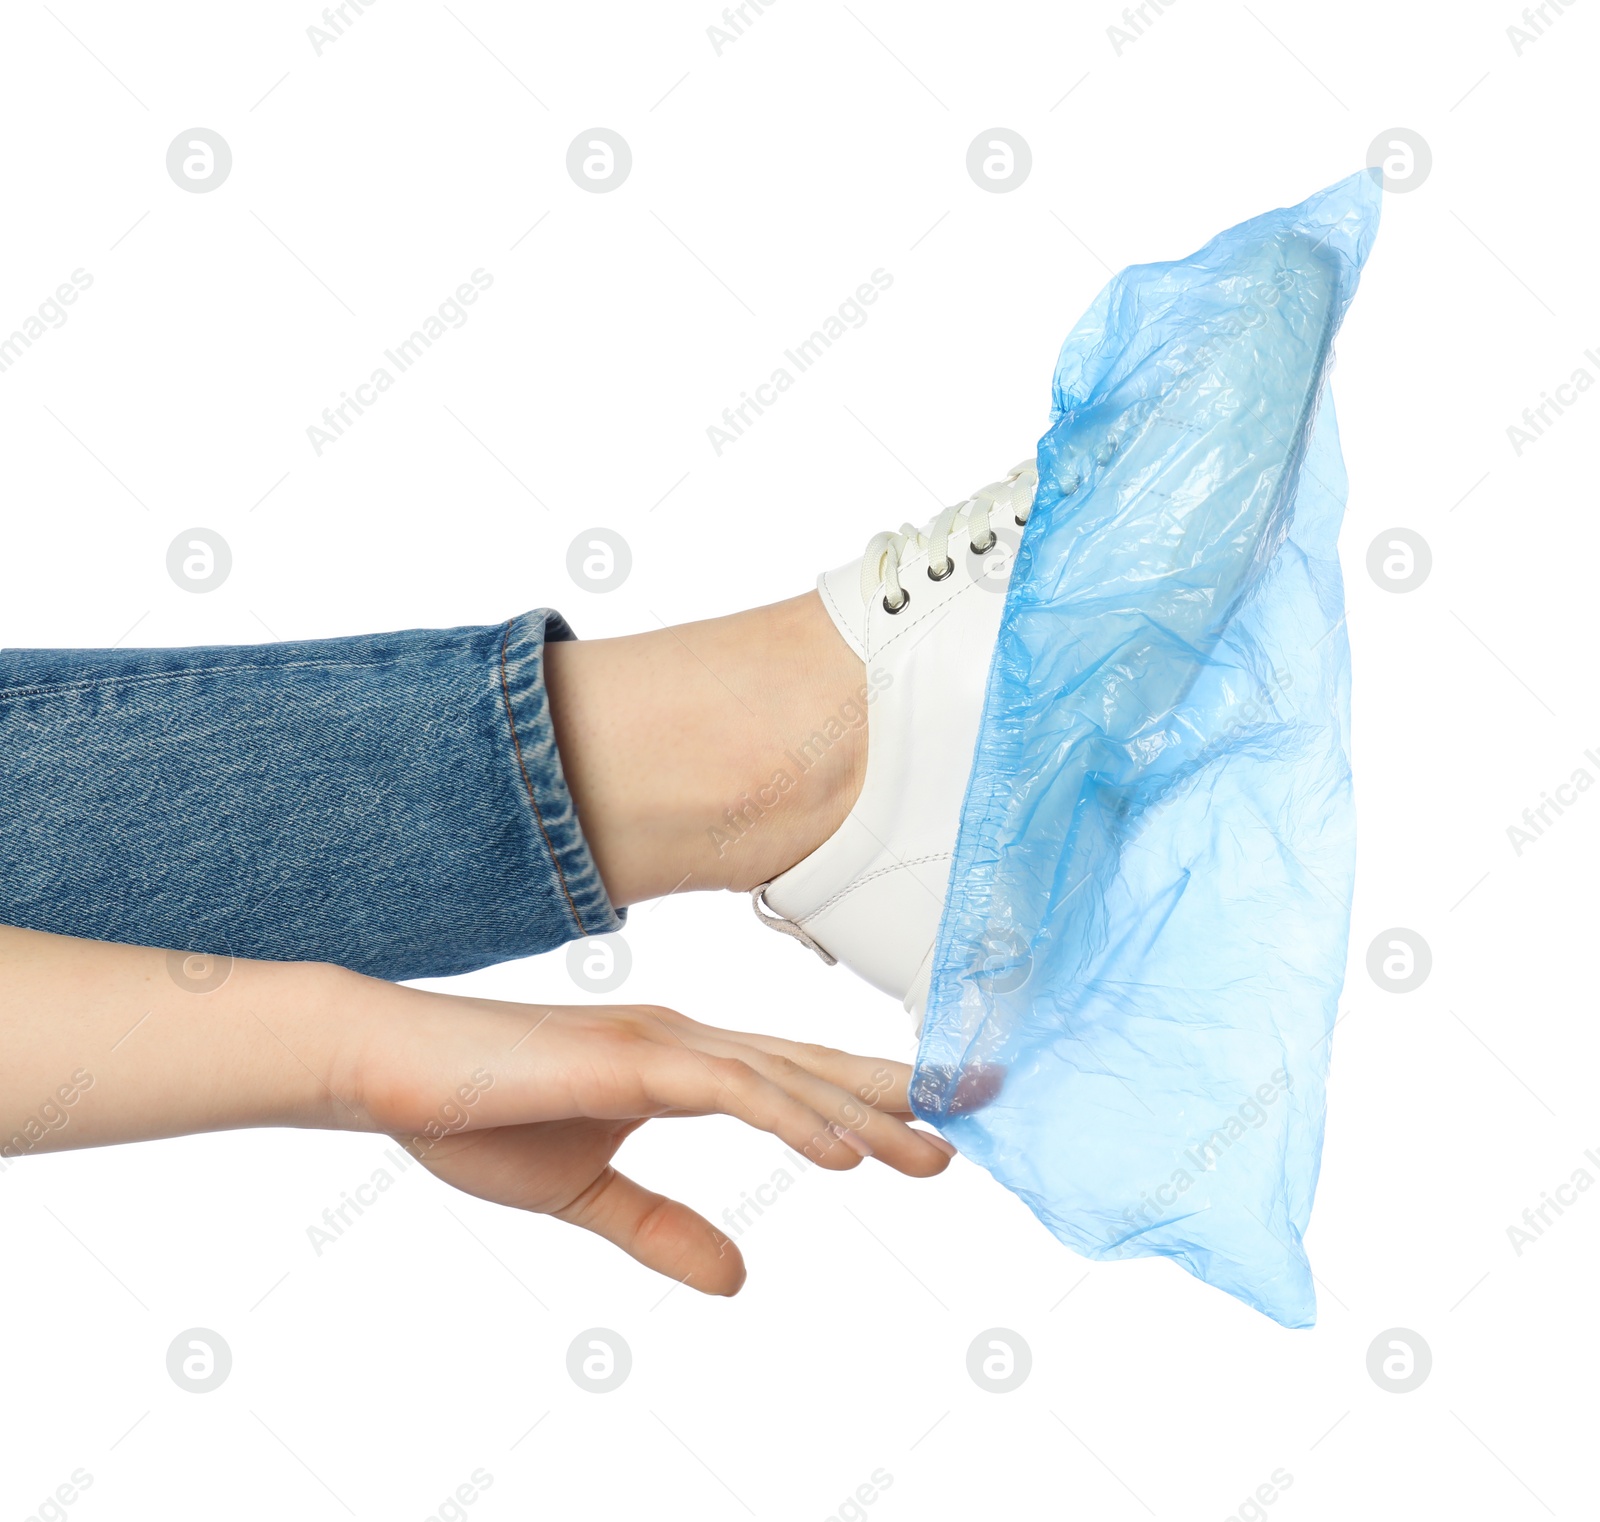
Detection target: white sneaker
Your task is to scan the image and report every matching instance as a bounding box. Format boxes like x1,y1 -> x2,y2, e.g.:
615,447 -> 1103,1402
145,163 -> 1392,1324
753,461 -> 1038,1026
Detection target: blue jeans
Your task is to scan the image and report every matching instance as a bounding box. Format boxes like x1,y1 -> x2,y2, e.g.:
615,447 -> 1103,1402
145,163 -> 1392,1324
0,610 -> 622,980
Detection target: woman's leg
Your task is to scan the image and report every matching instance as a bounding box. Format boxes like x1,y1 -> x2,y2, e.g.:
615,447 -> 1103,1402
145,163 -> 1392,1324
0,595 -> 865,978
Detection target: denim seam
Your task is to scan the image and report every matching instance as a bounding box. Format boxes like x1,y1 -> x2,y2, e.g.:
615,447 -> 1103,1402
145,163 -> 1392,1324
0,657 -> 426,706
498,619 -> 589,939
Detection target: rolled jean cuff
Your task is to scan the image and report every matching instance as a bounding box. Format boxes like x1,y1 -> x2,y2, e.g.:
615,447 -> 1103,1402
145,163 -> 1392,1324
0,608 -> 621,981
498,608 -> 620,944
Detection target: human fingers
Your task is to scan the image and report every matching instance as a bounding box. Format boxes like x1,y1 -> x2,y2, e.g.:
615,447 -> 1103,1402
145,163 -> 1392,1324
726,1047 -> 954,1176
712,1030 -> 915,1114
641,1022 -> 950,1173
552,1164 -> 746,1296
634,1016 -> 952,1171
635,1046 -> 867,1172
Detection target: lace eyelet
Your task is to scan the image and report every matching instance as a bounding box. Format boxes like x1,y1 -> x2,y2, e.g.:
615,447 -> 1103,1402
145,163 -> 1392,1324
969,532 -> 998,556
927,559 -> 954,582
883,590 -> 910,615
1014,513 -> 1028,528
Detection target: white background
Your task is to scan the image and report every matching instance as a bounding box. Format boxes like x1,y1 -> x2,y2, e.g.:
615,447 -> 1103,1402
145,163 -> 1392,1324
1,1 -> 1595,1518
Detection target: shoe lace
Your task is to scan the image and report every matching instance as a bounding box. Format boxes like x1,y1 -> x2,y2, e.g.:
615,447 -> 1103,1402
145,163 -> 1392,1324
859,460 -> 1038,610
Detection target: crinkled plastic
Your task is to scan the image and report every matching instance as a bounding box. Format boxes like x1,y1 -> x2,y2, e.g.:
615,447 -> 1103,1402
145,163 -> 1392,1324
913,173 -> 1381,1326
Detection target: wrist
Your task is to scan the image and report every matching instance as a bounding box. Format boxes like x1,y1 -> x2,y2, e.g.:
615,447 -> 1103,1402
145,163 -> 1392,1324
307,961 -> 413,1135
322,971 -> 477,1139
328,977 -> 539,1144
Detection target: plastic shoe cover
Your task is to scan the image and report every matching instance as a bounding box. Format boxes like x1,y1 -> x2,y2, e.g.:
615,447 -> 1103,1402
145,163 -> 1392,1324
912,172 -> 1381,1327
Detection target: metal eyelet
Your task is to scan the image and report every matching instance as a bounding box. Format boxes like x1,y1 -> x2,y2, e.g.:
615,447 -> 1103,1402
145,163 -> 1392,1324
969,532 -> 998,555
883,590 -> 910,614
927,558 -> 954,582
1014,514 -> 1029,528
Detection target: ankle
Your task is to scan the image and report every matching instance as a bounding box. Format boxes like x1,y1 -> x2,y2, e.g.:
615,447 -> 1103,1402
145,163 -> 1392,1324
546,593 -> 868,907
713,595 -> 869,893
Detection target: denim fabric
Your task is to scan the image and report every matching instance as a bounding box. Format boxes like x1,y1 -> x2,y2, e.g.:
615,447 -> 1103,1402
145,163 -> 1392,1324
0,610 -> 621,980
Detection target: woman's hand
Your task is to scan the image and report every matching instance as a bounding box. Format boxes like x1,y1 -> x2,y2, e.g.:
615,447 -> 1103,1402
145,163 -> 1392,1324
0,927 -> 953,1297
344,991 -> 955,1296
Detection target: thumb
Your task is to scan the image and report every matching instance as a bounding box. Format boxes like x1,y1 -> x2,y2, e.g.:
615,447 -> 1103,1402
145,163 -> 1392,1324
555,1166 -> 747,1296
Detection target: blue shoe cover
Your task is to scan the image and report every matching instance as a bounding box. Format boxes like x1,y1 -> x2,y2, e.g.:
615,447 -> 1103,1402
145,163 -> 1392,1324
912,173 -> 1381,1326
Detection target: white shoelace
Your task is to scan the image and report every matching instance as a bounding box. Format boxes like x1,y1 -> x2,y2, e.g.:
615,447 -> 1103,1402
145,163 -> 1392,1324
858,460 -> 1038,611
